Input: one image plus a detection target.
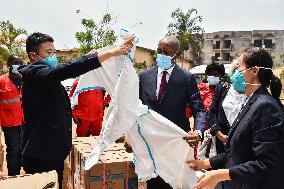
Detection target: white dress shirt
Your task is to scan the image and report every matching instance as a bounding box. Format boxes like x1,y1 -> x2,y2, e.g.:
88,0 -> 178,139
155,65 -> 202,139
156,65 -> 175,97
222,86 -> 247,126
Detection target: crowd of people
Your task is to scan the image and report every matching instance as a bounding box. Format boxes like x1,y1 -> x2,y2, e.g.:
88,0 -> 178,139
0,32 -> 283,189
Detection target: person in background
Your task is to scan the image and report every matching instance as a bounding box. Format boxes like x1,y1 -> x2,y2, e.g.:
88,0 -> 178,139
0,55 -> 24,176
186,62 -> 225,118
69,79 -> 111,136
188,48 -> 284,189
139,36 -> 206,189
18,32 -> 134,189
208,60 -> 247,155
186,63 -> 225,159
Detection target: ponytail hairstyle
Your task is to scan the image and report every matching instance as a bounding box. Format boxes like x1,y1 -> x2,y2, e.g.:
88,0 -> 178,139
270,75 -> 284,110
242,48 -> 283,105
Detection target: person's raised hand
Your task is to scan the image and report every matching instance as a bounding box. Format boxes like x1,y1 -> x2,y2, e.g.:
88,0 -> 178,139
110,36 -> 135,56
97,36 -> 135,63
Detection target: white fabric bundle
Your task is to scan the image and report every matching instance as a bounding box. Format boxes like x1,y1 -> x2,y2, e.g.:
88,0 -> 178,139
71,45 -> 197,189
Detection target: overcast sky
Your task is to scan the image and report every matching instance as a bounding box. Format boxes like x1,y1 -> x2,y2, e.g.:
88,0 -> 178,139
0,0 -> 283,50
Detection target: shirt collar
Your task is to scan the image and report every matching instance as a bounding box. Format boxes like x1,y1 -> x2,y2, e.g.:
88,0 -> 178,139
157,64 -> 175,76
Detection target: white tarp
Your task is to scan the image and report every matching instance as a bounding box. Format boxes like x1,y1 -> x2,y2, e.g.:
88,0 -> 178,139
71,45 -> 196,189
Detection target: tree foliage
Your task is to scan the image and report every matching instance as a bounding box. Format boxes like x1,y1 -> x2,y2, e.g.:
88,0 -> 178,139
0,20 -> 27,74
133,60 -> 147,74
280,52 -> 284,64
75,13 -> 117,55
167,8 -> 204,65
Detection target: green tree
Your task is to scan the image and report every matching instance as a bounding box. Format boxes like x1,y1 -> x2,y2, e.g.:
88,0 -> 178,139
280,52 -> 284,65
133,60 -> 147,74
167,8 -> 204,67
75,13 -> 117,55
0,20 -> 27,74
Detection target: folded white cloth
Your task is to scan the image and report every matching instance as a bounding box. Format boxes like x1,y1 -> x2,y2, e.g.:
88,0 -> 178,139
73,44 -> 197,189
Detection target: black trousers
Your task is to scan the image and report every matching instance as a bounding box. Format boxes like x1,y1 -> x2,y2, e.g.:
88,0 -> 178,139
2,126 -> 22,176
147,176 -> 172,189
23,157 -> 64,189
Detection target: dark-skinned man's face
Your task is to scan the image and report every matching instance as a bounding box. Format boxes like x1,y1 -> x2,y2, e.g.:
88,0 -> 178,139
157,42 -> 177,57
156,37 -> 180,64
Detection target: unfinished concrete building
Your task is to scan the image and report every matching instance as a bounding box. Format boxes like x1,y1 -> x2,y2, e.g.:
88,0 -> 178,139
192,30 -> 284,66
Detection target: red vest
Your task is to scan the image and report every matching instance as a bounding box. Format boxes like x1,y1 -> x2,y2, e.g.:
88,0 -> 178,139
186,83 -> 215,118
70,79 -> 110,121
0,74 -> 23,127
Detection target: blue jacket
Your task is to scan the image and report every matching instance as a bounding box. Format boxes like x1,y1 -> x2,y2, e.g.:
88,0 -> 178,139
208,83 -> 231,154
139,65 -> 206,132
19,53 -> 101,162
209,87 -> 284,189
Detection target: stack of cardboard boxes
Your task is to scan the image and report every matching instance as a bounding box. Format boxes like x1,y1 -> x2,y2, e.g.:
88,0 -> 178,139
0,170 -> 58,189
63,154 -> 73,189
64,137 -> 138,189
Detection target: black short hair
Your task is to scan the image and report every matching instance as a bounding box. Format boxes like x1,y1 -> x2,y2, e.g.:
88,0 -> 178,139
7,54 -> 17,65
26,32 -> 54,55
7,54 -> 22,66
205,63 -> 225,76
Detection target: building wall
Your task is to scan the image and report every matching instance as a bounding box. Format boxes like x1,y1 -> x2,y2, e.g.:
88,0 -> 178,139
134,46 -> 155,66
56,49 -> 79,61
56,46 -> 156,67
201,30 -> 284,66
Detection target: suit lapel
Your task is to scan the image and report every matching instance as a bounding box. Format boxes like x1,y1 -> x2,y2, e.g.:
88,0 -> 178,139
149,66 -> 159,103
226,87 -> 266,144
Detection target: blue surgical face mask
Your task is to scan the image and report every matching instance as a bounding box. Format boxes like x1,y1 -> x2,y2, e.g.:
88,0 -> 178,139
156,54 -> 175,70
207,76 -> 220,86
230,69 -> 246,92
43,55 -> 58,68
11,65 -> 20,74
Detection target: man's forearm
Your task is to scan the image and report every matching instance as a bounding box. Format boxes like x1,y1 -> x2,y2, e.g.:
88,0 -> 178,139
97,50 -> 116,63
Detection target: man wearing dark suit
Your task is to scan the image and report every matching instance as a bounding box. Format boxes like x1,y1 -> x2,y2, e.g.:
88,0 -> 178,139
139,36 -> 206,189
19,32 -> 133,189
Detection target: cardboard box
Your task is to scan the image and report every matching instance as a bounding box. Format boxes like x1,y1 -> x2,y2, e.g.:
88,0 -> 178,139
105,143 -> 126,152
73,173 -> 80,189
72,137 -> 98,177
0,171 -> 58,189
62,158 -> 73,189
80,150 -> 138,189
71,137 -> 137,189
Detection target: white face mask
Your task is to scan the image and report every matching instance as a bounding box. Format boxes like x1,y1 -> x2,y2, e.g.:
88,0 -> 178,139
207,76 -> 220,86
11,65 -> 20,74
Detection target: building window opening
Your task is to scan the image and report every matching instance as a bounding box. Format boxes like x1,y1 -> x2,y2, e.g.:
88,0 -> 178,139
264,39 -> 273,49
254,39 -> 262,48
223,40 -> 231,49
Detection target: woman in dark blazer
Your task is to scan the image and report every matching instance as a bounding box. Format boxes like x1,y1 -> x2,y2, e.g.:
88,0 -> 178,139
188,48 -> 284,189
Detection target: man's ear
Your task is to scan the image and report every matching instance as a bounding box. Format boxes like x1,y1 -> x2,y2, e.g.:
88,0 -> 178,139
175,50 -> 182,58
29,52 -> 39,62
